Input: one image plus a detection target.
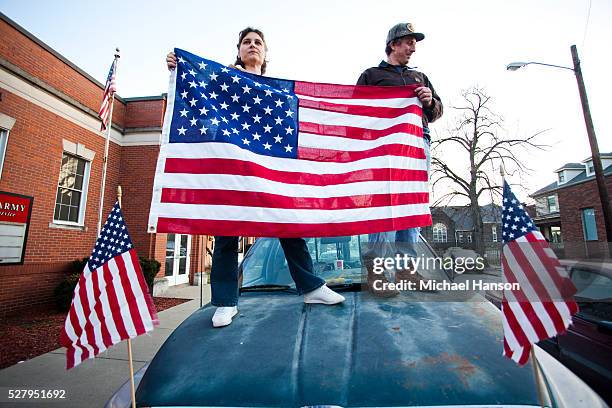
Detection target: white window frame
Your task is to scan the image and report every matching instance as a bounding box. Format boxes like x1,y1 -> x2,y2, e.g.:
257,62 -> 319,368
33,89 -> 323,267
432,223 -> 448,243
492,225 -> 498,242
547,195 -> 558,213
584,161 -> 595,177
0,113 -> 17,179
52,141 -> 95,227
0,128 -> 8,178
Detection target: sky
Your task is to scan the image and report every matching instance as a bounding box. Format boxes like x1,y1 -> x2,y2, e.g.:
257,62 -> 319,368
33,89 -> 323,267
1,0 -> 611,204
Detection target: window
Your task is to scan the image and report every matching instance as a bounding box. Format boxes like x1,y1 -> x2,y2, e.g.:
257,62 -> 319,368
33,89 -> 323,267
588,163 -> 594,174
547,195 -> 558,213
558,172 -> 565,183
432,223 -> 448,243
467,234 -> 473,243
492,225 -> 498,242
550,226 -> 562,243
581,208 -> 598,241
54,153 -> 90,224
0,128 -> 8,178
571,266 -> 612,323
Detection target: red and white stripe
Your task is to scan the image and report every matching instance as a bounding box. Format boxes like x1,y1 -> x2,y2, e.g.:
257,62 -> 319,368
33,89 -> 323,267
501,230 -> 578,365
60,250 -> 158,369
149,80 -> 431,237
98,61 -> 117,131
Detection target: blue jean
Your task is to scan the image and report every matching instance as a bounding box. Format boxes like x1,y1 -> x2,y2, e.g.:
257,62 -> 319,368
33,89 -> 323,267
367,133 -> 431,259
366,228 -> 419,259
210,236 -> 325,307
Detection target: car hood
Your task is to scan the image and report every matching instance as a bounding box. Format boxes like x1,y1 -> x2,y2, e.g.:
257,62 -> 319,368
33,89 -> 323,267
136,291 -> 541,407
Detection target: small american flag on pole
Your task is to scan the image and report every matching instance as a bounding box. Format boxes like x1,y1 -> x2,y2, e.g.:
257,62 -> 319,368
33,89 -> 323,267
60,202 -> 158,369
500,181 -> 578,365
98,59 -> 117,130
148,49 -> 431,237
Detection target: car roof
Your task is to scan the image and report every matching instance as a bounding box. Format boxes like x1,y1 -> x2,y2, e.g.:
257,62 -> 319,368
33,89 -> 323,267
136,292 -> 542,407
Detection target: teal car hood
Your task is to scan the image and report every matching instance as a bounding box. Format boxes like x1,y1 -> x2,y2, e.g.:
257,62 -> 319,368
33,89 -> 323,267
136,291 -> 541,407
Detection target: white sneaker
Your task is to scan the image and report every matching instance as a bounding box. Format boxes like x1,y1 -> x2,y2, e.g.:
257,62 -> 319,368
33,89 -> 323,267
304,284 -> 345,305
212,306 -> 238,327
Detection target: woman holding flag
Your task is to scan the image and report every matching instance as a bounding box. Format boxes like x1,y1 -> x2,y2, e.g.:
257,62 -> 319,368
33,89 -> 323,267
166,27 -> 345,328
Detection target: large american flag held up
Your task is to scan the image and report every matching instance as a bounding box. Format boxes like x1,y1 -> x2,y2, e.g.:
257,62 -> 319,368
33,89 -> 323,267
60,202 -> 158,369
148,48 -> 431,237
98,59 -> 117,131
500,181 -> 578,365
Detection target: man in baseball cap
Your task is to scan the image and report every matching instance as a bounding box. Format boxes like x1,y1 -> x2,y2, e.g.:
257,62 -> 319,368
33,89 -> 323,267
357,23 -> 443,295
386,22 -> 425,43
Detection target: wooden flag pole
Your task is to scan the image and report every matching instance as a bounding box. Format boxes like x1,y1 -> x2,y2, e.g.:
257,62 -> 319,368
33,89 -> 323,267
126,339 -> 136,408
117,186 -> 137,408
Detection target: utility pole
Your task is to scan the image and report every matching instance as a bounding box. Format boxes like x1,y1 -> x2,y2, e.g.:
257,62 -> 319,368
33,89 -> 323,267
571,45 -> 612,257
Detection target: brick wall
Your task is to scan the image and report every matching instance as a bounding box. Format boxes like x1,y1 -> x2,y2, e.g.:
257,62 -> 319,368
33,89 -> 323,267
125,100 -> 165,129
118,144 -> 160,260
0,15 -> 209,316
557,176 -> 612,259
0,91 -> 122,262
0,90 -> 124,315
188,235 -> 213,281
0,18 -> 126,129
0,92 -> 167,315
153,233 -> 168,278
0,262 -> 72,315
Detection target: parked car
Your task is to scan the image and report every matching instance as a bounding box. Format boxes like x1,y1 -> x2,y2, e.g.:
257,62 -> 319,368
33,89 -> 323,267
107,235 -> 608,407
485,260 -> 612,406
537,262 -> 612,405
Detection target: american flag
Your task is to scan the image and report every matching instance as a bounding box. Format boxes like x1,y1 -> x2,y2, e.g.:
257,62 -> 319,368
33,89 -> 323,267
98,59 -> 117,131
60,202 -> 158,369
148,48 -> 431,237
500,181 -> 578,365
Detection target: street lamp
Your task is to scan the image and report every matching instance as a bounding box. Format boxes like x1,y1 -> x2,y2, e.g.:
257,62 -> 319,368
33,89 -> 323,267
506,61 -> 574,72
507,45 -> 612,257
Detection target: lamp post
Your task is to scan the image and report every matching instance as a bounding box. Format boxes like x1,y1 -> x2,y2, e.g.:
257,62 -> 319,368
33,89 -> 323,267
507,45 -> 612,257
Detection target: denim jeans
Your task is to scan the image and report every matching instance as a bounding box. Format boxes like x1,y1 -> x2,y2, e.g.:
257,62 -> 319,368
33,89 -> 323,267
367,132 -> 431,260
210,236 -> 325,307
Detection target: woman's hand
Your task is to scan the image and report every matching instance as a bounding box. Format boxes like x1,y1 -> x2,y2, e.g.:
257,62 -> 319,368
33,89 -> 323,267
166,52 -> 177,71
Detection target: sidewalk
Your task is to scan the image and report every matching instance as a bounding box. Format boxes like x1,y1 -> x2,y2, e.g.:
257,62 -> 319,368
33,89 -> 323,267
0,284 -> 210,408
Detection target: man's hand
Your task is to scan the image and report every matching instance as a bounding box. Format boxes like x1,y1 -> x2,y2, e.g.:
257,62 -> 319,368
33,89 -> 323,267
166,52 -> 177,71
415,86 -> 434,108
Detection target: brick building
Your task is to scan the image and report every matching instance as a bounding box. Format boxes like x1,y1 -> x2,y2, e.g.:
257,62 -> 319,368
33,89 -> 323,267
0,13 -> 252,316
531,153 -> 612,259
421,204 -> 502,251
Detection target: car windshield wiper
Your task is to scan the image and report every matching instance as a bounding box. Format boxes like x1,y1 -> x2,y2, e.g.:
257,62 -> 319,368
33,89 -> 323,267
240,284 -> 296,293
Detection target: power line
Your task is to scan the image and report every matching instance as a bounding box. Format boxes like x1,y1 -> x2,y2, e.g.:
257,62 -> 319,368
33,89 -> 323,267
581,0 -> 592,49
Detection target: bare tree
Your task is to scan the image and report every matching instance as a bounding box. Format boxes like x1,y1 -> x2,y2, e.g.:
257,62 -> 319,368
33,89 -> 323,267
430,86 -> 549,256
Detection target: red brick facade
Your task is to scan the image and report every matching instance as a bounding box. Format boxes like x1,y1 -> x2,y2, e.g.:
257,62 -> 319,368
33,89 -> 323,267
0,18 -> 126,127
118,145 -> 161,258
557,176 -> 612,259
0,15 -> 211,316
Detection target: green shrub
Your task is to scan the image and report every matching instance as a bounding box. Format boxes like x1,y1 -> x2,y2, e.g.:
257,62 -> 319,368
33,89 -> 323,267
54,255 -> 162,312
139,257 -> 161,295
54,257 -> 88,312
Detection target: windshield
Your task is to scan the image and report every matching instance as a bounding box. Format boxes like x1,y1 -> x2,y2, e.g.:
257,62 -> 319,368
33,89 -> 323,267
240,235 -> 450,289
